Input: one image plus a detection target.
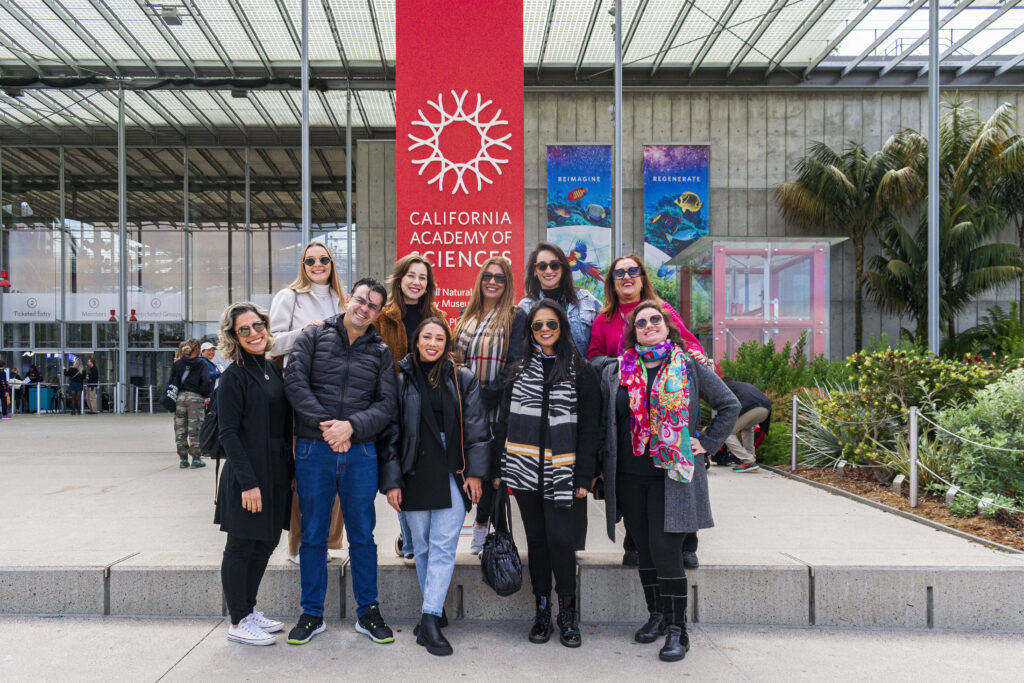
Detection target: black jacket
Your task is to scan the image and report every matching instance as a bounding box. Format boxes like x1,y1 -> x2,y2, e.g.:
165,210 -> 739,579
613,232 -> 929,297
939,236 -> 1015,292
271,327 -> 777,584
173,356 -> 212,397
723,378 -> 772,436
379,355 -> 491,504
214,360 -> 294,541
86,365 -> 99,385
284,313 -> 397,442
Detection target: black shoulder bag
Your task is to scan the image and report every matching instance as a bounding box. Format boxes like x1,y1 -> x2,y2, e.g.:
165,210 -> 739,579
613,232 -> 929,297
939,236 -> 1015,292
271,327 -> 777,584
480,485 -> 523,597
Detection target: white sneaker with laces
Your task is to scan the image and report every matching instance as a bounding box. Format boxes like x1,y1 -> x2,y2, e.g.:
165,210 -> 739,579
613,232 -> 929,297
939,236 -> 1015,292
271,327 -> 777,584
228,616 -> 276,646
470,523 -> 488,555
249,610 -> 284,633
288,553 -> 300,565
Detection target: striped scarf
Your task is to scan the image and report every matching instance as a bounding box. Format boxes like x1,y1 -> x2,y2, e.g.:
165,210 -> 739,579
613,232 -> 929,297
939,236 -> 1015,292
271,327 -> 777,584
454,309 -> 509,387
502,353 -> 577,509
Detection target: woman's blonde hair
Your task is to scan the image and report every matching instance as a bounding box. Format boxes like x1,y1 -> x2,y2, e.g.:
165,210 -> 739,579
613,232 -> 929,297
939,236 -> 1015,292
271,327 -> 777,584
218,303 -> 275,364
72,357 -> 85,372
178,338 -> 201,358
453,257 -> 517,350
599,254 -> 661,320
386,253 -> 437,317
287,240 -> 346,303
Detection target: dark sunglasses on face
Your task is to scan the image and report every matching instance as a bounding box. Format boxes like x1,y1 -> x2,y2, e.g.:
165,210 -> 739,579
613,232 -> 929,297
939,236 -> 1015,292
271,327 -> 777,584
531,319 -> 559,332
304,256 -> 332,267
236,321 -> 267,337
481,272 -> 507,284
535,260 -> 562,273
634,314 -> 663,329
351,295 -> 381,313
612,266 -> 643,280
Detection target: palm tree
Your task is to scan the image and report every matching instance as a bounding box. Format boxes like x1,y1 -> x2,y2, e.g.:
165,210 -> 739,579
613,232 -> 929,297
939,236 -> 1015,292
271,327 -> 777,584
994,162 -> 1024,323
866,96 -> 1024,345
774,133 -> 922,350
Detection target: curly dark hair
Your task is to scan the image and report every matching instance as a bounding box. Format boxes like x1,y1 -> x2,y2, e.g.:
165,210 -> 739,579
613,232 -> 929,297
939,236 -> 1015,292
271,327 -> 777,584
621,300 -> 688,351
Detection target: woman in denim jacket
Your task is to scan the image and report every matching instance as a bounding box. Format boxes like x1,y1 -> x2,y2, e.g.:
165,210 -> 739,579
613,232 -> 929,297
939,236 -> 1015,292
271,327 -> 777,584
516,242 -> 599,357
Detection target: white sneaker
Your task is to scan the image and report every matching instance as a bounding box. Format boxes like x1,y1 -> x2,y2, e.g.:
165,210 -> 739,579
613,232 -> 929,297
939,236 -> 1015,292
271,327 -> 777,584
249,610 -> 284,633
470,523 -> 488,555
288,553 -> 300,565
228,616 -> 276,646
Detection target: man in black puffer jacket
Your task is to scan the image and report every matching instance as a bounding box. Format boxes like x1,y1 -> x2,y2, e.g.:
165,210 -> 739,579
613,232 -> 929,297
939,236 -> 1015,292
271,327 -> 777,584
284,277 -> 397,647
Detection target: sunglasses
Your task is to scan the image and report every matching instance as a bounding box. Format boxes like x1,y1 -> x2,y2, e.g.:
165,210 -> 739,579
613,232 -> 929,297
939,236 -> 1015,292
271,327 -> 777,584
303,256 -> 332,267
612,266 -> 643,280
236,321 -> 267,337
481,272 -> 507,284
535,260 -> 562,273
531,320 -> 560,332
351,295 -> 381,313
634,314 -> 663,329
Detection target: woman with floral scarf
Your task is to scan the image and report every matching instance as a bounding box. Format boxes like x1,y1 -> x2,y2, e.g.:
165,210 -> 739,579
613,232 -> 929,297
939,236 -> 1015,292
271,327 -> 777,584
597,300 -> 738,663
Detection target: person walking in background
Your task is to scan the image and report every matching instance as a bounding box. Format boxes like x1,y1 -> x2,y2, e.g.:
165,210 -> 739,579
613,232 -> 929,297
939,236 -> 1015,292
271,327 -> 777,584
376,253 -> 449,567
85,357 -> 100,414
492,300 -> 601,648
214,302 -> 293,646
200,343 -> 222,387
64,358 -> 86,415
599,301 -> 739,662
452,257 -> 526,555
380,318 -> 489,656
19,365 -> 40,413
517,242 -> 599,357
283,277 -> 397,646
269,240 -> 347,566
171,339 -> 211,469
721,378 -> 771,473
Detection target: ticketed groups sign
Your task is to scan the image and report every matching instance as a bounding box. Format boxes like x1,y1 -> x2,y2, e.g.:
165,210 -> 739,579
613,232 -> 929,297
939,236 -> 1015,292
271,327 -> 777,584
396,0 -> 524,319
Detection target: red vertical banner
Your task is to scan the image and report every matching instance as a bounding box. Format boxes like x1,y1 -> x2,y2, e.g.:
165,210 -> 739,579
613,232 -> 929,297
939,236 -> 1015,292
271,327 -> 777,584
396,0 -> 524,324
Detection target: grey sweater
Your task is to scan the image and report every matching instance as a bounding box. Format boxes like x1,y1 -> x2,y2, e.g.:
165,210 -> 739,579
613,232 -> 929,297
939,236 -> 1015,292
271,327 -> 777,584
597,355 -> 740,537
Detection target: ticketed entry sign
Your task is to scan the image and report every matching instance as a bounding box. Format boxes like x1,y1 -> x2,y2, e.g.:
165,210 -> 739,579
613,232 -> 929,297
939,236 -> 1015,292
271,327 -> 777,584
396,0 -> 525,319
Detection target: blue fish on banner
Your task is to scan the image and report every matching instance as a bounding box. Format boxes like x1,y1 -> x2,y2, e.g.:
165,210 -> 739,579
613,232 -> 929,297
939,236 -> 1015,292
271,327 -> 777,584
657,263 -> 675,278
670,227 -> 699,243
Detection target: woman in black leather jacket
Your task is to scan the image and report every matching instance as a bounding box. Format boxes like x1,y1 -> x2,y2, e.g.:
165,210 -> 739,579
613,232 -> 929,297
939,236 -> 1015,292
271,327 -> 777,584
379,317 -> 490,657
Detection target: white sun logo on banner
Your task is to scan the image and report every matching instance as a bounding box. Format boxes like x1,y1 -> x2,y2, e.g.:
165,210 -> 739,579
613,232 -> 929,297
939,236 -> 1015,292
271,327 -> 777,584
407,90 -> 512,195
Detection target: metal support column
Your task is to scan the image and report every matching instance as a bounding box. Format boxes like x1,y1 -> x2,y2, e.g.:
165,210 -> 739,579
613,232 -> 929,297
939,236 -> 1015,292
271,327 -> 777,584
927,0 -> 940,353
0,148 -> 4,329
117,88 -> 128,413
346,88 -> 353,289
300,0 -> 311,246
245,146 -> 252,301
59,146 -> 66,371
183,147 -> 190,325
613,0 -> 623,260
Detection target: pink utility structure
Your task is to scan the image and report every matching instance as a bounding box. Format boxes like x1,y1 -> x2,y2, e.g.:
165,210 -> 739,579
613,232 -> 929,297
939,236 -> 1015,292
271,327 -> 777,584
672,238 -> 844,364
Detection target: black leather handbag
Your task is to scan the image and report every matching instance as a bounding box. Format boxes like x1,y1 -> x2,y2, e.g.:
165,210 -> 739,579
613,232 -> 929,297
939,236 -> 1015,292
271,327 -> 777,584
480,485 -> 523,597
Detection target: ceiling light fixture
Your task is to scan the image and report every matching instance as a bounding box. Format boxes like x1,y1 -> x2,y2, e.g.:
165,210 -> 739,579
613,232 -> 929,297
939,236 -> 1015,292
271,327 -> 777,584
161,6 -> 182,26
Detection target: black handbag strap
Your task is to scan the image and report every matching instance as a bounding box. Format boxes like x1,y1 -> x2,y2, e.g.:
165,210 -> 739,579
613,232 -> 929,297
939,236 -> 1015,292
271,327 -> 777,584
490,485 -> 513,535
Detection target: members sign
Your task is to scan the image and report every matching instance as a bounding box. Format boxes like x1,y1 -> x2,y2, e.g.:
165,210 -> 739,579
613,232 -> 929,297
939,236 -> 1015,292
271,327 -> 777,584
396,0 -> 524,318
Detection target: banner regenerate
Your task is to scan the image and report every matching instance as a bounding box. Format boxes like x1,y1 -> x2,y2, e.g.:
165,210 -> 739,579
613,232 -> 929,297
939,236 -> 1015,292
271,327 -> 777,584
396,0 -> 524,323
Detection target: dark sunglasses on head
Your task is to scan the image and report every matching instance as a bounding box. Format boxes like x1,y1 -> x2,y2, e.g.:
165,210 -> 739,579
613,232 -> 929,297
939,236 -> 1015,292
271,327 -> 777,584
634,314 -> 663,329
531,319 -> 559,332
303,256 -> 332,267
535,260 -> 562,273
236,321 -> 267,337
612,266 -> 643,280
481,272 -> 507,284
350,295 -> 381,313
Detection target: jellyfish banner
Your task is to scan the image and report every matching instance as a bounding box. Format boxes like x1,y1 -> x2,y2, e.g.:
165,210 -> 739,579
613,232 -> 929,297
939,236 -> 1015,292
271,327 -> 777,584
643,144 -> 710,306
545,144 -> 613,301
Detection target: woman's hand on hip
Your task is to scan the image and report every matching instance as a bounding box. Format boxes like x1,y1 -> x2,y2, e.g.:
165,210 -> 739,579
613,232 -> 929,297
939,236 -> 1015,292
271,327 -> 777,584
491,477 -> 502,490
241,487 -> 262,514
464,476 -> 482,504
690,437 -> 707,455
386,488 -> 402,512
574,487 -> 589,499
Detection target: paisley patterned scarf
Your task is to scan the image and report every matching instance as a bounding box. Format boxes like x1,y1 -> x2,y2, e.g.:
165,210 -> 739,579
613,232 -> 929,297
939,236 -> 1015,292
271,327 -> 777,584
619,340 -> 694,483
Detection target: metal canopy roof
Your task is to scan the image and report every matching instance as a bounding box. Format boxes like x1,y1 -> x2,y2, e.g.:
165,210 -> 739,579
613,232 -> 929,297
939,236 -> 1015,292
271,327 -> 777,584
0,0 -> 1022,144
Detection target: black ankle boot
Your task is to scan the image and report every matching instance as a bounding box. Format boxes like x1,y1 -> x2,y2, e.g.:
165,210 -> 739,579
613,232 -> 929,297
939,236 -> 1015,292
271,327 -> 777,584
556,595 -> 581,648
415,613 -> 453,656
659,625 -> 689,661
439,608 -> 448,628
528,594 -> 552,643
634,611 -> 666,643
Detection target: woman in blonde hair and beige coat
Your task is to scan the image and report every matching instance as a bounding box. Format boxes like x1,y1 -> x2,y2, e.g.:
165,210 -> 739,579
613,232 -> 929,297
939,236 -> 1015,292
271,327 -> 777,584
269,240 -> 346,565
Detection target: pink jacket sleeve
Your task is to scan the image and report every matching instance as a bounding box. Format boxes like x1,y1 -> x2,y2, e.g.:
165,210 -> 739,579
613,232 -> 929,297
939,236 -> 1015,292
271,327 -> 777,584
586,313 -> 610,358
663,302 -> 704,355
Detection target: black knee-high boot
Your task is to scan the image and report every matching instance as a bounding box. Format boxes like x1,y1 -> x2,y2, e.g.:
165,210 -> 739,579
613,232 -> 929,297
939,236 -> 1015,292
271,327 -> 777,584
658,576 -> 689,662
634,566 -> 665,643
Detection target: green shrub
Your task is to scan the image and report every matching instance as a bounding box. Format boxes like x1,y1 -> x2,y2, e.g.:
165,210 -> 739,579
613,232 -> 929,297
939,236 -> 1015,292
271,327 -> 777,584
949,495 -> 978,518
946,302 -> 1024,360
720,331 -> 846,396
979,494 -> 1018,522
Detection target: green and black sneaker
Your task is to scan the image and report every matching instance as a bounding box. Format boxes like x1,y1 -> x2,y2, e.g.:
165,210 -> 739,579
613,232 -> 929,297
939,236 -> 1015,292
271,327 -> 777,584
355,605 -> 395,643
287,614 -> 326,645
179,458 -> 189,469
190,458 -> 206,469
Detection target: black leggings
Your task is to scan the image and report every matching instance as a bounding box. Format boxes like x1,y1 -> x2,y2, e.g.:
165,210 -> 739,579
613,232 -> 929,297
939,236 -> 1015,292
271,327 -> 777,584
512,490 -> 578,597
617,475 -> 689,625
221,534 -> 279,625
475,481 -> 495,525
624,527 -> 697,553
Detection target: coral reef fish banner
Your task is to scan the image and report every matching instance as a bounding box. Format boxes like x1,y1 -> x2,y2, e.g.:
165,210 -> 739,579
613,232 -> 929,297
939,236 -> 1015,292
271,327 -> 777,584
396,0 -> 524,324
545,144 -> 612,301
643,144 -> 710,307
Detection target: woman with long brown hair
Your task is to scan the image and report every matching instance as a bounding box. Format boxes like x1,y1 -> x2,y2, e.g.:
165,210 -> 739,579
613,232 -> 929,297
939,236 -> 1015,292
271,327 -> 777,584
452,257 -> 526,553
517,242 -> 599,357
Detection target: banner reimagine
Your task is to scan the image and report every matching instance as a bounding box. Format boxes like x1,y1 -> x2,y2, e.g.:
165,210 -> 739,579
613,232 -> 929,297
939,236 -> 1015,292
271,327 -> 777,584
396,0 -> 524,323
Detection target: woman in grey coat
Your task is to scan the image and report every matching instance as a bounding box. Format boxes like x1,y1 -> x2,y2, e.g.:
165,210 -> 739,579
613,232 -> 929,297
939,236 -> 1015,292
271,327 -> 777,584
598,300 -> 738,663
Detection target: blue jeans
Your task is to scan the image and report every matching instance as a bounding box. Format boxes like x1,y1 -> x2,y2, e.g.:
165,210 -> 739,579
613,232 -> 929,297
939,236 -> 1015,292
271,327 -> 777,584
398,511 -> 416,556
295,438 -> 379,617
403,474 -> 466,616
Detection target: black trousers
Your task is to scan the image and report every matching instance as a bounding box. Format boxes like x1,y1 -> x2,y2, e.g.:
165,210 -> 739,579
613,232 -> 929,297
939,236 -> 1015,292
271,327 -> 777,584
624,527 -> 697,553
617,475 -> 689,625
475,481 -> 495,525
221,534 -> 279,625
512,490 -> 578,597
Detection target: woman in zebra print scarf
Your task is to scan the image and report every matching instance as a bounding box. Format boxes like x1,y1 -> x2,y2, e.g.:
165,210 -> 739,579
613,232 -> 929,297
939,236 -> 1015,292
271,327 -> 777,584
491,299 -> 601,649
